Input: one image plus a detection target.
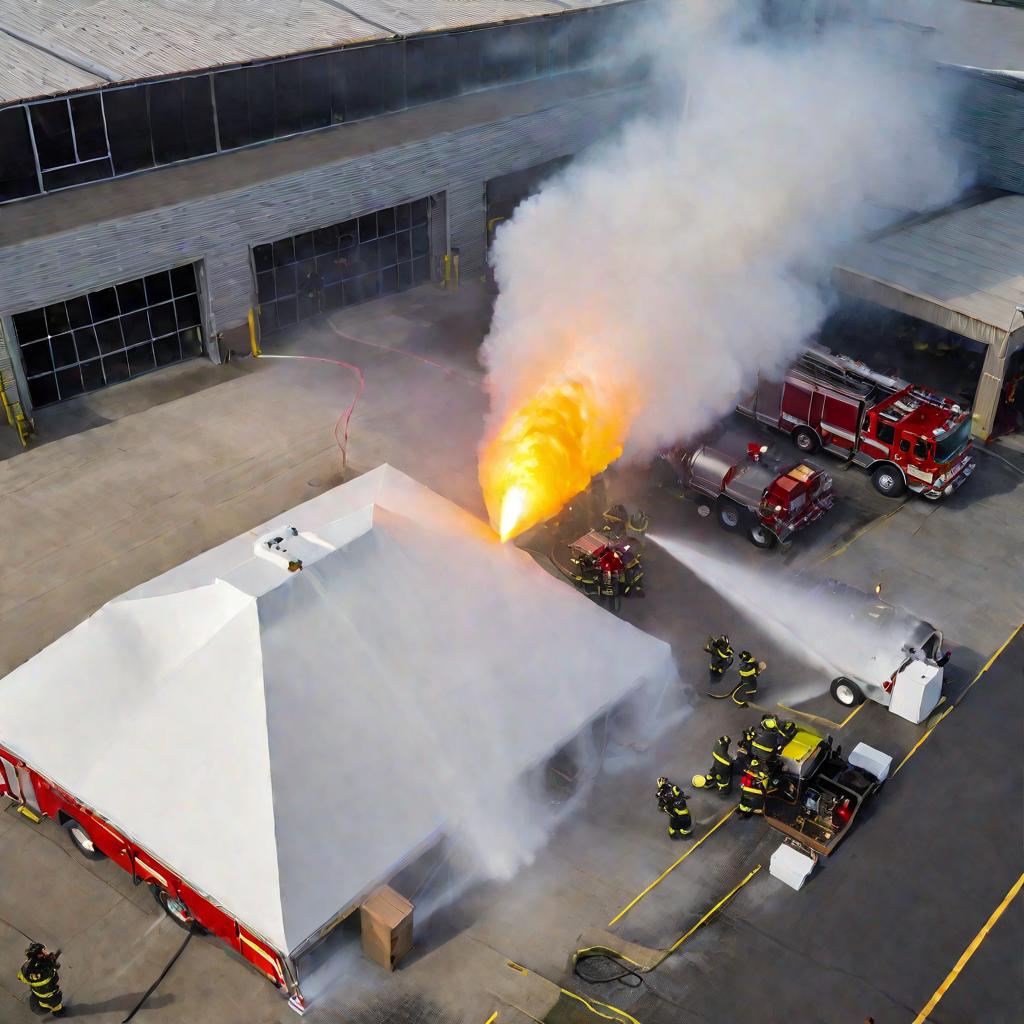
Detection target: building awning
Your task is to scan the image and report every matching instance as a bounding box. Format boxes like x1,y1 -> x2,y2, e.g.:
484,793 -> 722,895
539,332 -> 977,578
834,194 -> 1024,348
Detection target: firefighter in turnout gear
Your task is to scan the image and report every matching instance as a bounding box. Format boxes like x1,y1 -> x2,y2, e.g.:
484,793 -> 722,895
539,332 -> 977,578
732,651 -> 763,707
752,714 -> 796,758
737,758 -> 768,818
18,943 -> 64,1017
656,777 -> 693,840
692,735 -> 734,795
626,509 -> 649,552
704,634 -> 735,692
601,503 -> 628,540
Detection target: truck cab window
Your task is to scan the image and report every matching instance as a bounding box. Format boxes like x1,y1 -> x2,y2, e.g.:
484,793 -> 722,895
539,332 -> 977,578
877,423 -> 895,444
899,438 -> 910,453
914,438 -> 928,459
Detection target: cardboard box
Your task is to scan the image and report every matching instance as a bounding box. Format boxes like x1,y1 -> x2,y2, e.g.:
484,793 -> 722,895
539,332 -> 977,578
360,885 -> 414,971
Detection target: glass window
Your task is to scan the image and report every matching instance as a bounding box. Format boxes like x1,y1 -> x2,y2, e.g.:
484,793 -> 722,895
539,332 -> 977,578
876,422 -> 895,445
69,94 -> 107,160
247,64 -> 276,143
406,36 -> 459,106
104,87 -> 154,174
30,101 -> 75,168
44,303 -> 71,335
0,106 -> 40,201
273,59 -> 304,137
214,68 -> 251,149
42,160 -> 113,190
150,78 -> 215,163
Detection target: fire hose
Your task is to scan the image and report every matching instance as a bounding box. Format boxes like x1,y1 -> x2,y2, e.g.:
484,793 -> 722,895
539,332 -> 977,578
121,927 -> 196,1023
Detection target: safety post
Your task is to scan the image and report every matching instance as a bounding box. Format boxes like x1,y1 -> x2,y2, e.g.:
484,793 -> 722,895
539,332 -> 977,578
0,369 -> 33,447
0,370 -> 13,426
248,308 -> 262,357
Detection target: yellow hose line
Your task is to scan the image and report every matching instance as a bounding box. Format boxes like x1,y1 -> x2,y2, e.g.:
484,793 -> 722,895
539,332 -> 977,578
558,989 -> 641,1024
608,805 -> 736,926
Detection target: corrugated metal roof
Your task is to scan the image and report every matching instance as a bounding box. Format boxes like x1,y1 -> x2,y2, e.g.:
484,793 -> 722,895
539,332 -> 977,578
0,0 -> 626,104
834,195 -> 1024,348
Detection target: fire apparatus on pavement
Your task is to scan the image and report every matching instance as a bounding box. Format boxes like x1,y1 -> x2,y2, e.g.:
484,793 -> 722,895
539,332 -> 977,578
657,442 -> 835,549
737,347 -> 976,499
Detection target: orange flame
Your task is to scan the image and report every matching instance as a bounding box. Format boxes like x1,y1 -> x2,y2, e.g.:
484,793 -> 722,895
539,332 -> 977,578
479,377 -> 630,541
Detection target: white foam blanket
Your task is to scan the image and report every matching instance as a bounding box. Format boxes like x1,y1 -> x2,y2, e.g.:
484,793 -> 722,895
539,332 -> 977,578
0,465 -> 675,956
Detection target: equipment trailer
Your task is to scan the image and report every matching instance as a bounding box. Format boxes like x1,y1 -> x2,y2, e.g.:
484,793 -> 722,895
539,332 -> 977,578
738,347 -> 975,499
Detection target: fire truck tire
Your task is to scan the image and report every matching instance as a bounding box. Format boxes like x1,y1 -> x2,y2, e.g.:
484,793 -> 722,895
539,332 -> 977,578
63,817 -> 106,860
830,677 -> 865,708
747,524 -> 778,549
151,884 -> 207,933
791,426 -> 821,453
716,497 -> 742,531
871,464 -> 906,498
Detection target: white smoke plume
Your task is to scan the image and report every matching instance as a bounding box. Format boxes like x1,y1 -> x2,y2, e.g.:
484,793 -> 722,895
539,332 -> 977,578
481,0 -> 966,462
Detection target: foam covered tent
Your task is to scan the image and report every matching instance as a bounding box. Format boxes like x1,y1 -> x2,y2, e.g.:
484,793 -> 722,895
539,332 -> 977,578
0,465 -> 675,958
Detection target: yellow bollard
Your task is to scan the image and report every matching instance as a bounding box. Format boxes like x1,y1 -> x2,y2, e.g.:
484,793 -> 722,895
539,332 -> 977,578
248,308 -> 261,357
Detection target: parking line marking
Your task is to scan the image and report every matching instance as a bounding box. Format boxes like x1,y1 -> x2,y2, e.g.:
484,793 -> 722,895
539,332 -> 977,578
894,622 -> 1022,776
607,806 -> 736,927
910,871 -> 1024,1024
484,1014 -> 498,1024
775,700 -> 863,731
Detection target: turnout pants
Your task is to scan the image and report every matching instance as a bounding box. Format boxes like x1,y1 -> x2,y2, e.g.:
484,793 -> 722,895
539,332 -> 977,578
667,805 -> 692,838
738,783 -> 765,816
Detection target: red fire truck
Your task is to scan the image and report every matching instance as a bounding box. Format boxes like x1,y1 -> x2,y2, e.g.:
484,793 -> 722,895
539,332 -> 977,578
658,442 -> 835,549
0,754 -> 293,998
737,348 -> 976,499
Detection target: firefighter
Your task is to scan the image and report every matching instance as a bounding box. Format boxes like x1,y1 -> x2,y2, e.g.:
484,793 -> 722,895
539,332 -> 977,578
601,503 -> 628,539
620,541 -> 645,598
18,943 -> 64,1017
737,758 -> 767,818
625,509 -> 649,552
656,777 -> 693,840
692,735 -> 733,795
750,714 -> 796,759
731,651 -> 762,707
703,634 -> 734,691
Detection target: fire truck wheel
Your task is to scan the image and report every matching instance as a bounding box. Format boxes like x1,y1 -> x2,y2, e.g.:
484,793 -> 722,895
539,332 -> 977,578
151,885 -> 206,933
791,426 -> 820,453
830,677 -> 865,708
871,464 -> 906,498
747,524 -> 778,549
716,497 -> 742,531
63,817 -> 106,860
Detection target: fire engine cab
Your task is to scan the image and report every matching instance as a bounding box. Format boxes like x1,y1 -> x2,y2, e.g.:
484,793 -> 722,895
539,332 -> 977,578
738,347 -> 976,499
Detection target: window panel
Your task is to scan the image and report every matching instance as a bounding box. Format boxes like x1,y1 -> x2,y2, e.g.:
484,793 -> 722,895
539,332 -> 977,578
28,374 -> 59,408
30,101 -> 75,168
95,319 -> 125,354
299,54 -> 331,132
273,59 -> 303,137
381,264 -> 399,295
275,296 -> 298,328
128,343 -> 157,375
247,64 -> 277,143
0,106 -> 40,201
327,50 -> 348,124
457,31 -> 483,93
116,278 -> 147,313
412,256 -> 430,285
338,221 -> 357,250
314,225 -> 338,255
257,302 -> 278,336
122,310 -> 152,346
396,231 -> 411,262
412,223 -> 430,257
103,87 -> 153,174
253,244 -> 274,274
275,265 -> 296,299
214,69 -> 251,149
257,270 -> 276,303
181,327 -> 204,356
70,94 -> 107,160
74,327 -> 100,361
406,36 -> 459,106
395,204 -> 411,231
149,79 -> 188,164
81,359 -> 105,391
378,234 -> 397,268
182,76 -> 217,157
13,309 -> 48,343
272,237 -> 295,265
50,333 -> 77,367
103,351 -> 131,385
358,213 -> 377,242
44,302 -> 70,335
148,302 -> 177,338
154,334 -> 183,366
144,271 -> 173,305
42,159 -> 113,191
295,231 -> 316,261
56,365 -> 85,400
21,342 -> 54,377
66,296 -> 92,329
170,264 -> 198,297
411,197 -> 429,226
88,287 -> 119,321
175,294 -> 201,329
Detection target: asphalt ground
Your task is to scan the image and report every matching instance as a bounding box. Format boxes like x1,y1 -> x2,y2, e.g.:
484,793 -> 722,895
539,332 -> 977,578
2,283 -> 1023,1024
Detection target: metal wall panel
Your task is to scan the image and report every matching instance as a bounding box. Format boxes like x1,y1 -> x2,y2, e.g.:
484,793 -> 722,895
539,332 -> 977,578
0,88 -> 641,344
953,71 -> 1024,195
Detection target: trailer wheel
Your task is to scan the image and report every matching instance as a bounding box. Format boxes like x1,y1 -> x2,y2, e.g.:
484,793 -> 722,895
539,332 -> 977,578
748,524 -> 778,549
830,677 -> 865,708
871,464 -> 906,498
151,885 -> 205,933
716,497 -> 742,531
63,817 -> 106,861
791,426 -> 820,454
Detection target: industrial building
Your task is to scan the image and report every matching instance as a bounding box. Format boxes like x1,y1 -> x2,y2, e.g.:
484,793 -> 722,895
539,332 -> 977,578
0,0 -> 647,415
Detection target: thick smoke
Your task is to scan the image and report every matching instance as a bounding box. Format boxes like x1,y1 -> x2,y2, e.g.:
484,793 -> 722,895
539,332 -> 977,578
481,1 -> 965,461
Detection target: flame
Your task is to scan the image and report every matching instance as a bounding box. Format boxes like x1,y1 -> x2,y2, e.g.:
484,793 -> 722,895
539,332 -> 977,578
480,377 -> 630,541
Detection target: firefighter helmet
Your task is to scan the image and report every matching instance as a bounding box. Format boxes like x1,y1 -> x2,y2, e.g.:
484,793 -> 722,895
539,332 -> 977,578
657,776 -> 668,788
25,943 -> 45,960
739,650 -> 754,663
629,509 -> 649,531
761,715 -> 777,728
720,734 -> 731,746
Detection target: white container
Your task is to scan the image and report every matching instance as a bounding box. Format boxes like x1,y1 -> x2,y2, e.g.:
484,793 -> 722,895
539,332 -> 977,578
770,842 -> 816,890
848,742 -> 893,783
889,660 -> 943,724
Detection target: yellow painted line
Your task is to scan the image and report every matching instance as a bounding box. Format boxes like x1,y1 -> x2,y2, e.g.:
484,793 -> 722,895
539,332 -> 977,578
484,1014 -> 499,1024
818,502 -> 905,564
608,806 -> 736,927
911,871 -> 1024,1024
894,622 -> 1022,776
837,700 -> 866,729
659,866 -> 762,963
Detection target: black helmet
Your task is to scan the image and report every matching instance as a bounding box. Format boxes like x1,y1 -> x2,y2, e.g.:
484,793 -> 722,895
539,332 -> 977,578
629,509 -> 649,529
657,776 -> 668,788
718,633 -> 730,644
25,943 -> 45,960
719,734 -> 730,745
739,650 -> 754,662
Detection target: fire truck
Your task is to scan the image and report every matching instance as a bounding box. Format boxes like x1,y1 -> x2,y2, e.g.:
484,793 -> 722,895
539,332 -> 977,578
737,347 -> 976,499
657,442 -> 835,549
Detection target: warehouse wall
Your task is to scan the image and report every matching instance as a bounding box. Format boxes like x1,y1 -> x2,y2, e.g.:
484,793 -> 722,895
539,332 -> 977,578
953,70 -> 1024,195
0,86 -> 643,358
